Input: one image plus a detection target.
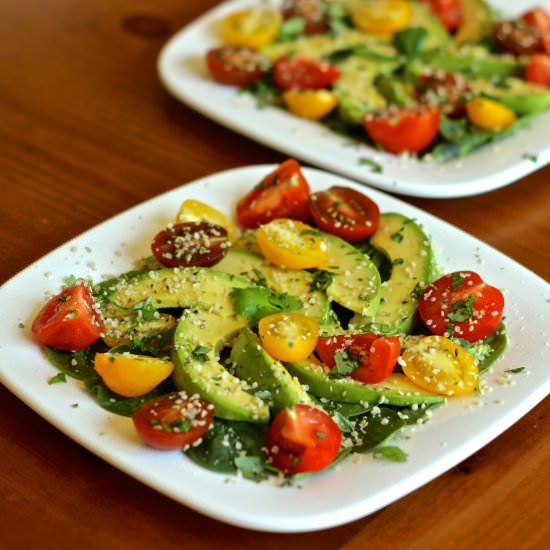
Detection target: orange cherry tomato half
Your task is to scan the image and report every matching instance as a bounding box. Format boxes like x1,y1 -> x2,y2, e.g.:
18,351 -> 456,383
272,55 -> 340,91
265,404 -> 342,473
205,46 -> 270,87
32,283 -> 104,351
308,185 -> 380,243
256,218 -> 328,270
132,391 -> 215,450
363,105 -> 441,154
258,312 -> 320,362
417,271 -> 504,342
151,221 -> 229,268
316,332 -> 400,384
236,159 -> 311,229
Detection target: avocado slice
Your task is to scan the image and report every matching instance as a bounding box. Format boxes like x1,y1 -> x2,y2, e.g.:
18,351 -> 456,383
230,329 -> 311,414
173,310 -> 269,423
324,233 -> 381,316
454,0 -> 493,46
351,213 -> 433,335
215,248 -> 334,329
286,357 -> 445,406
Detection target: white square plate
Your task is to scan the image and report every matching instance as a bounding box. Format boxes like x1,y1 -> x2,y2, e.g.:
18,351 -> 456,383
0,165 -> 548,532
157,0 -> 550,198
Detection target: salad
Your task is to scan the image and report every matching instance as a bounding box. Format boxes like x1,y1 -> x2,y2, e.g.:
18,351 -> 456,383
31,160 -> 508,481
204,0 -> 550,160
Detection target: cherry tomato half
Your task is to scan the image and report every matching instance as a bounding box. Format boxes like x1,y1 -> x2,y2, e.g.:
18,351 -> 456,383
272,55 -> 341,91
32,283 -> 104,351
522,7 -> 550,53
132,391 -> 215,451
282,0 -> 329,34
151,221 -> 229,268
416,70 -> 471,118
265,404 -> 342,473
350,0 -> 411,35
401,336 -> 478,396
258,312 -> 320,362
236,159 -> 311,229
221,8 -> 282,49
308,185 -> 380,243
363,105 -> 440,154
205,46 -> 270,87
417,271 -> 504,342
316,332 -> 400,384
526,54 -> 550,87
256,218 -> 328,269
493,19 -> 541,55
420,0 -> 463,33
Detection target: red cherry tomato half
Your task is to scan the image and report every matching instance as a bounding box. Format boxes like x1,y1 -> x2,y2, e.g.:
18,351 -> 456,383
522,8 -> 550,53
418,271 -> 505,342
32,283 -> 104,351
205,46 -> 270,87
236,159 -> 311,229
363,105 -> 440,154
265,404 -> 342,473
308,185 -> 380,243
282,0 -> 329,34
316,332 -> 400,384
526,54 -> 550,87
417,70 -> 471,118
151,221 -> 229,268
272,55 -> 341,91
420,0 -> 463,32
493,19 -> 541,55
132,391 -> 215,450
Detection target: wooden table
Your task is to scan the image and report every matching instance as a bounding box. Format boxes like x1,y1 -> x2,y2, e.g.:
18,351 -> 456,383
1,1 -> 549,548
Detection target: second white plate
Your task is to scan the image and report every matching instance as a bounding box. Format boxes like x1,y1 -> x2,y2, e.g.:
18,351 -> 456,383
158,0 -> 550,198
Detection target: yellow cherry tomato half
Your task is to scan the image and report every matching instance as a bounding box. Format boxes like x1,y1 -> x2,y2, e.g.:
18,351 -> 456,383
400,336 -> 479,396
351,0 -> 411,35
465,97 -> 517,132
256,218 -> 328,269
282,89 -> 338,120
258,313 -> 320,362
176,199 -> 237,241
94,352 -> 175,397
221,8 -> 282,49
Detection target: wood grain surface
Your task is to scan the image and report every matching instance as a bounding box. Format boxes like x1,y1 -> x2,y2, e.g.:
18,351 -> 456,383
1,1 -> 548,548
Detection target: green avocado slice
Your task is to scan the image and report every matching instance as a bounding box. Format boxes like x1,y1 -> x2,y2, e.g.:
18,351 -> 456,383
285,357 -> 445,406
173,310 -> 269,423
230,329 -> 311,414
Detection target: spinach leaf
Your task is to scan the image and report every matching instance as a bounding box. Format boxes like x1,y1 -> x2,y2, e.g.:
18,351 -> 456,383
393,27 -> 428,59
186,420 -> 268,478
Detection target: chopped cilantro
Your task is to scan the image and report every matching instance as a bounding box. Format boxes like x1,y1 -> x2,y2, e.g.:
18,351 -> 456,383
505,367 -> 525,374
522,153 -> 538,163
231,287 -> 302,326
309,270 -> 335,292
451,272 -> 465,290
234,456 -> 268,482
372,445 -> 408,462
192,346 -> 211,362
390,227 -> 404,243
48,372 -> 67,385
330,349 -> 359,378
358,157 -> 383,173
447,295 -> 475,322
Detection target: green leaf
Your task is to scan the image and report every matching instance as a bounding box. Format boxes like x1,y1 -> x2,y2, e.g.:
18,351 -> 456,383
451,272 -> 465,290
276,17 -> 305,42
447,295 -> 475,322
358,157 -> 383,173
372,445 -> 408,462
234,456 -> 268,482
231,287 -> 302,326
309,270 -> 335,292
330,349 -> 359,377
48,372 -> 67,385
505,367 -> 525,374
192,345 -> 211,362
393,27 -> 428,59
186,419 -> 268,475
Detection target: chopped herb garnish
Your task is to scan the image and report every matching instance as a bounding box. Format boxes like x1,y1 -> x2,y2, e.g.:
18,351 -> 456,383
309,270 -> 335,292
358,157 -> 383,173
447,295 -> 476,322
505,367 -> 525,374
192,345 -> 212,362
372,445 -> 408,462
522,153 -> 538,162
390,227 -> 404,243
48,372 -> 67,385
330,349 -> 359,377
451,272 -> 465,290
231,287 -> 302,326
393,258 -> 404,266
